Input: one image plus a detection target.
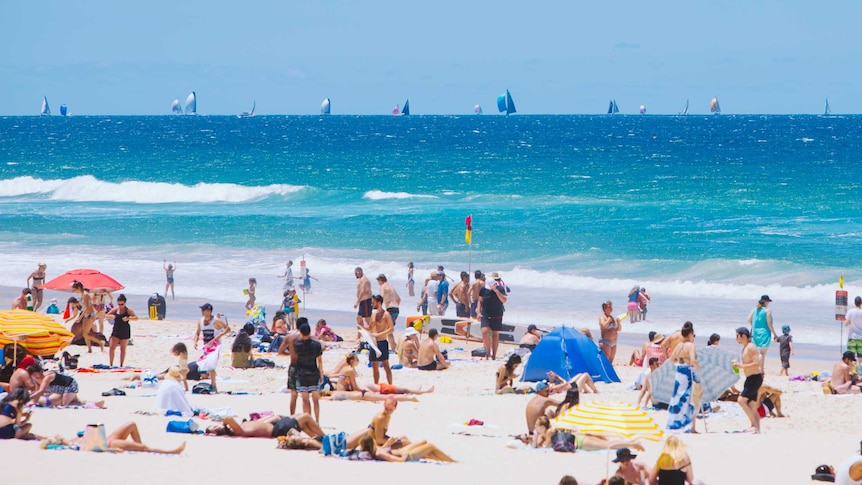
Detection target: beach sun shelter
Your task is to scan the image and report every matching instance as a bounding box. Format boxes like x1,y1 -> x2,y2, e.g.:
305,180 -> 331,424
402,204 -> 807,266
520,326 -> 620,383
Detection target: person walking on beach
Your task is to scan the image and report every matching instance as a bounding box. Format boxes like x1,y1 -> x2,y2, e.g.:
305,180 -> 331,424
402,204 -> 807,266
599,300 -> 620,364
377,274 -> 400,351
425,271 -> 439,316
436,271 -> 450,316
245,277 -> 256,311
277,317 -> 305,415
26,263 -> 47,311
451,271 -> 471,318
845,296 -> 862,366
105,294 -> 137,367
368,295 -> 394,385
733,327 -> 762,434
477,272 -> 508,360
163,260 -> 176,300
294,322 -> 323,423
354,267 -> 372,338
406,262 -> 415,297
469,270 -> 483,318
747,294 -> 777,374
777,325 -> 793,376
92,290 -> 113,335
72,282 -> 103,353
194,303 -> 230,393
280,260 -> 295,290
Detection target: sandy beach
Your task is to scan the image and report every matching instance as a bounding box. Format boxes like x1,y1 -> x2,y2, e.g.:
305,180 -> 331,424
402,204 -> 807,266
2,306 -> 860,485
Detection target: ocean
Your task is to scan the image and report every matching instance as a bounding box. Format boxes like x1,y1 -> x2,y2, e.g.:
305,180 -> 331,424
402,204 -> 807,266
1,114 -> 861,346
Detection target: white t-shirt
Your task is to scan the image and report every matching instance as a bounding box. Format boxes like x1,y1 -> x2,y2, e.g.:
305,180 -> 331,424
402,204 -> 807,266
426,280 -> 439,300
847,307 -> 862,340
836,456 -> 862,485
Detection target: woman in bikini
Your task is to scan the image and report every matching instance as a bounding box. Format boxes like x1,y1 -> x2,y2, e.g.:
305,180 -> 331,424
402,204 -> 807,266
648,435 -> 699,485
495,354 -> 523,394
532,415 -> 644,453
356,434 -> 456,463
72,282 -> 103,353
92,291 -> 113,335
41,422 -> 186,454
599,300 -> 620,363
0,388 -> 41,440
328,353 -> 360,391
26,263 -> 47,311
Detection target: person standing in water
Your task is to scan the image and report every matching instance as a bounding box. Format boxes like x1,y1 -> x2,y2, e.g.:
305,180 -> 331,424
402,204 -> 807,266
163,260 -> 176,300
26,263 -> 47,311
406,262 -> 415,297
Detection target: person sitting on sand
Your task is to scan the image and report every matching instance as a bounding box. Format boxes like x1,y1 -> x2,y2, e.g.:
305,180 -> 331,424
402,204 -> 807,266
327,353 -> 360,391
231,327 -> 254,369
548,387 -> 580,419
321,390 -> 420,403
496,354 -> 523,394
204,413 -> 324,439
314,319 -> 341,342
155,367 -> 193,415
12,364 -> 104,408
532,415 -> 645,453
367,398 -> 401,446
519,324 -> 542,351
614,447 -> 650,485
648,435 -> 705,485
523,380 -> 560,435
397,327 -> 420,368
417,328 -> 449,371
42,421 -> 185,454
636,358 -> 661,409
354,434 -> 456,463
756,384 -> 785,417
831,351 -> 861,395
0,388 -> 41,440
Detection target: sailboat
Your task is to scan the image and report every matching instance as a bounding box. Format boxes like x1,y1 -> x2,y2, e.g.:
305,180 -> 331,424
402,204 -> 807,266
401,99 -> 410,116
238,100 -> 256,118
824,98 -> 832,116
171,98 -> 182,114
474,104 -> 483,114
321,98 -> 331,115
639,105 -> 646,114
40,96 -> 51,116
497,89 -> 516,115
679,99 -> 689,115
710,97 -> 721,115
392,104 -> 400,115
184,91 -> 197,115
59,104 -> 68,116
607,99 -> 619,114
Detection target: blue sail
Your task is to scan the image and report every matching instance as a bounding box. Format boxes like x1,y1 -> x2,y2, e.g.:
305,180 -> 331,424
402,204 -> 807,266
608,100 -> 614,114
59,104 -> 67,116
506,90 -> 516,115
402,99 -> 410,116
497,94 -> 507,113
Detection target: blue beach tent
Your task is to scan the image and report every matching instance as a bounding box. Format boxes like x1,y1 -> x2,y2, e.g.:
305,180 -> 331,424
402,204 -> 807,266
521,326 -> 620,383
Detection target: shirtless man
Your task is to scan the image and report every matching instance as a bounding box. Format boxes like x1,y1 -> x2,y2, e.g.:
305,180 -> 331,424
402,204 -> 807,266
831,351 -> 861,395
661,321 -> 694,359
519,324 -> 542,351
368,296 -> 394,384
598,300 -> 620,363
377,274 -> 401,351
524,380 -> 559,434
450,271 -> 472,318
417,328 -> 449,371
205,413 -> 324,439
733,327 -> 763,433
278,319 -> 305,415
398,327 -> 420,368
469,270 -> 483,318
354,267 -> 373,338
11,288 -> 30,310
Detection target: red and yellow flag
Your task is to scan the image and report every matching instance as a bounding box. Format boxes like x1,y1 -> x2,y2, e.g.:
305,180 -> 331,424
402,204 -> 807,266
465,214 -> 472,245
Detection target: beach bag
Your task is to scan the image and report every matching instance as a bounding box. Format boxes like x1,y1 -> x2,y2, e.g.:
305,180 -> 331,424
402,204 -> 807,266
551,430 -> 576,453
141,370 -> 158,388
471,347 -> 486,358
81,424 -> 108,452
166,419 -> 199,434
192,382 -> 213,395
321,431 -> 348,457
254,358 -> 276,368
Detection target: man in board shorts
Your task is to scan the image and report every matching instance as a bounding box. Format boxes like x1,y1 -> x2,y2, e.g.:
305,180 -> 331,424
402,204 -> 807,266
354,267 -> 373,339
734,327 -> 763,434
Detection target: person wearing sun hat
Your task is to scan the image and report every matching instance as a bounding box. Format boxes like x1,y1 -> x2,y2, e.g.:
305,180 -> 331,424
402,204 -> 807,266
398,326 -> 420,368
613,447 -> 649,485
747,294 -> 777,374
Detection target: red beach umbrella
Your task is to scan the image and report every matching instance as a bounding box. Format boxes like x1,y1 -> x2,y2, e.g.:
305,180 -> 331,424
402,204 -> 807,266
42,268 -> 125,293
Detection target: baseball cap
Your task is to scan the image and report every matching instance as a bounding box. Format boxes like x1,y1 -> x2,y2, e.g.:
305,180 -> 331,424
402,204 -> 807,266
735,327 -> 751,338
527,324 -> 538,333
199,303 -> 213,311
535,380 -> 549,392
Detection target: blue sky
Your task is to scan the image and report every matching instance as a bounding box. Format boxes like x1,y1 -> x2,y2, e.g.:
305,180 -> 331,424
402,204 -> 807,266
2,1 -> 860,115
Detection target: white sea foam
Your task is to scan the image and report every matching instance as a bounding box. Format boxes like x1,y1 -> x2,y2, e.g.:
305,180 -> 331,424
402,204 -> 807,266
0,176 -> 305,204
362,190 -> 437,200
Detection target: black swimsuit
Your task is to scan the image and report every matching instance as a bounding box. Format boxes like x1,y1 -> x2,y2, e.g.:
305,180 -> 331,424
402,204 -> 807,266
0,404 -> 18,439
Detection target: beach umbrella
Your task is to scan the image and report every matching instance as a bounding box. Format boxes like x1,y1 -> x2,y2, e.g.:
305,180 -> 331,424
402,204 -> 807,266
42,268 -> 124,293
649,346 -> 739,405
0,309 -> 74,357
554,400 -> 664,442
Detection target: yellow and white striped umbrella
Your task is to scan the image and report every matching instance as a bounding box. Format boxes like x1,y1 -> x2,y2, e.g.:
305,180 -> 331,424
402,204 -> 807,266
554,400 -> 664,442
0,310 -> 74,357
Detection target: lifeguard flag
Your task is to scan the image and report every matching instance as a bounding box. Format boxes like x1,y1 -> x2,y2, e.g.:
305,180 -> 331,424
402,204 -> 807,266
465,214 -> 473,245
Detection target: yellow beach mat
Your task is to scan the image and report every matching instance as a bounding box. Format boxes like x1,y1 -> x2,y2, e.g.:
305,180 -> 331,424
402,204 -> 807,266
554,400 -> 664,442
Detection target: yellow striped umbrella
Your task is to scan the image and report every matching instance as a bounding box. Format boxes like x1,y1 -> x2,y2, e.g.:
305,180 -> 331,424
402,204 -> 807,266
0,310 -> 74,357
554,400 -> 664,442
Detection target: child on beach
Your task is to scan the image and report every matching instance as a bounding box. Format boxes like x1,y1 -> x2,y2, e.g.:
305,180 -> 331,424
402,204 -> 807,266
245,278 -> 256,311
778,325 -> 793,376
172,343 -> 189,391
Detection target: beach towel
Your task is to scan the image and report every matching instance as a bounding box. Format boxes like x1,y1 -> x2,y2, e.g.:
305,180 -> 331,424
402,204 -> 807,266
666,364 -> 699,433
359,329 -> 381,356
197,342 -> 221,372
155,379 -> 193,415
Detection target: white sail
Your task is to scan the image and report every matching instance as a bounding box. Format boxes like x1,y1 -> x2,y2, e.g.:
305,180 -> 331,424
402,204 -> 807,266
171,98 -> 182,114
41,96 -> 51,116
321,98 -> 331,115
710,97 -> 720,114
824,98 -> 831,115
239,100 -> 256,118
184,91 -> 197,115
474,104 -> 482,114
679,99 -> 689,115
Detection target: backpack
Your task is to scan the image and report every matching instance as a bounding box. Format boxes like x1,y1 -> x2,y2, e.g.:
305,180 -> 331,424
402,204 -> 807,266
192,382 -> 212,394
551,430 -> 576,453
254,358 -> 276,368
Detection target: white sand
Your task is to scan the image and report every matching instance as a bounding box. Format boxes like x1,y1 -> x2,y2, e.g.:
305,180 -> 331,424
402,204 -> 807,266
2,317 -> 859,484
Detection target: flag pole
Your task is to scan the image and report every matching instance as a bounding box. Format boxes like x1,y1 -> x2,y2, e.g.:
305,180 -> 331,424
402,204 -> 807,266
465,214 -> 473,273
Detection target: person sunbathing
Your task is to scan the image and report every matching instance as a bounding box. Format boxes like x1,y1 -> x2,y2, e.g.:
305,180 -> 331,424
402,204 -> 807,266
41,422 -> 185,454
278,428 -> 323,451
321,389 -> 420,402
532,415 -> 645,453
204,413 -> 324,439
547,370 -> 598,394
354,434 -> 456,463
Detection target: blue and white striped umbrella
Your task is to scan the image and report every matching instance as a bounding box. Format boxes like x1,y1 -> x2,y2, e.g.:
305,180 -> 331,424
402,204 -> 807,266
649,346 -> 740,404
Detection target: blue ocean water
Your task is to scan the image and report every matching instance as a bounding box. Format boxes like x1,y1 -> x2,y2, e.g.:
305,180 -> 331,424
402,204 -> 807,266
1,114 -> 860,344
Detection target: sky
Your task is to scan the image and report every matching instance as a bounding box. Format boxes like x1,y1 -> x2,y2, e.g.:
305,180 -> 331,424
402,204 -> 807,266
1,1 -> 860,115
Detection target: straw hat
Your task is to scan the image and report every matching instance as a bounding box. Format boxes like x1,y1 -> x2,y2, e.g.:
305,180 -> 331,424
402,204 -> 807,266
167,366 -> 182,381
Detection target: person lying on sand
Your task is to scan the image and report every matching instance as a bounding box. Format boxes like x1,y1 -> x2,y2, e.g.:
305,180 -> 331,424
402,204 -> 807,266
41,422 -> 185,454
321,390 -> 420,402
546,370 -> 598,394
352,434 -> 456,463
531,415 -> 645,452
277,428 -> 323,451
204,413 -> 324,439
